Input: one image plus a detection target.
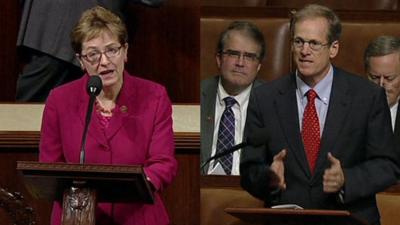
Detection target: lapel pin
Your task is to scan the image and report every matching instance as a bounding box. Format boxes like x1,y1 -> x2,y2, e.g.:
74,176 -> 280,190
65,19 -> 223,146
120,105 -> 128,113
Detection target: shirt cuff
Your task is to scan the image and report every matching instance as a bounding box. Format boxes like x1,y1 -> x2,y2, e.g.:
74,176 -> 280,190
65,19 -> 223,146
337,188 -> 345,204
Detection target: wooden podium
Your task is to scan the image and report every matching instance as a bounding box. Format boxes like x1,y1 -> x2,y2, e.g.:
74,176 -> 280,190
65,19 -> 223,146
17,161 -> 154,225
225,207 -> 369,225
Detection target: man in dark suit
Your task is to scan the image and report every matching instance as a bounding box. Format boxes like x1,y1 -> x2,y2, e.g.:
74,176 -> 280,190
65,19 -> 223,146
16,0 -> 163,102
364,36 -> 400,140
240,4 -> 399,225
201,21 -> 264,175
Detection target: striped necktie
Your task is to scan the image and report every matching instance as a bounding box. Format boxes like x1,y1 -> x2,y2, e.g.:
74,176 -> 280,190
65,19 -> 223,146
215,96 -> 236,175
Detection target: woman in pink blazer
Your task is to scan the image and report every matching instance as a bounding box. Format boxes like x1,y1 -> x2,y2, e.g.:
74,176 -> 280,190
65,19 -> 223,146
39,6 -> 177,225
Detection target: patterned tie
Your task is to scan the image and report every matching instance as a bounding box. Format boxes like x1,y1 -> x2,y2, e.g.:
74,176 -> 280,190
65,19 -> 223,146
302,89 -> 320,173
215,96 -> 236,175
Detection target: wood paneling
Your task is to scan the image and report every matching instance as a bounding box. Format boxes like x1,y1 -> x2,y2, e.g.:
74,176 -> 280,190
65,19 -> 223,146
162,153 -> 200,225
0,0 -> 19,101
0,132 -> 200,225
265,0 -> 399,10
202,0 -> 400,10
0,149 -> 51,225
202,0 -> 400,21
115,0 -> 200,103
202,0 -> 267,7
200,176 -> 264,225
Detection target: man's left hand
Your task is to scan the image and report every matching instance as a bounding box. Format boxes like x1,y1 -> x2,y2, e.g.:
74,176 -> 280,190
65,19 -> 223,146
323,152 -> 345,193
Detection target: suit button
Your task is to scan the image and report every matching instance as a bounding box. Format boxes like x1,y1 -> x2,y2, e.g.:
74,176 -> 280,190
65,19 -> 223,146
101,145 -> 110,151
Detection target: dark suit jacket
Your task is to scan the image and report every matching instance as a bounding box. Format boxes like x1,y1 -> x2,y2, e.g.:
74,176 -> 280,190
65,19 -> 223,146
18,0 -> 115,65
200,76 -> 263,174
17,0 -> 161,66
240,67 -> 399,225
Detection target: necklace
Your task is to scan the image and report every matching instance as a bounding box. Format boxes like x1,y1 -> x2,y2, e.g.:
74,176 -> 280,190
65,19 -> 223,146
95,99 -> 115,116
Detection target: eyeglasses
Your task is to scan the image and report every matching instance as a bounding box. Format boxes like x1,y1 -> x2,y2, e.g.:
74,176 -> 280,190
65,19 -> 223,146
220,50 -> 260,63
80,45 -> 123,63
292,37 -> 330,51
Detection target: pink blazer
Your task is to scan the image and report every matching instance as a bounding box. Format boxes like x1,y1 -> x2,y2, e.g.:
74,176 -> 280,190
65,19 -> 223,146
40,71 -> 178,225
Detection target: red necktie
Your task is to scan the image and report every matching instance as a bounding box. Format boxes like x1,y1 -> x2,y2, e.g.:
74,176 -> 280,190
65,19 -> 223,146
302,89 -> 320,173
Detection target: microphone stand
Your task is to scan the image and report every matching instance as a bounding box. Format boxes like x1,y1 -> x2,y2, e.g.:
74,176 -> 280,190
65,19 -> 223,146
200,142 -> 247,171
80,93 -> 97,164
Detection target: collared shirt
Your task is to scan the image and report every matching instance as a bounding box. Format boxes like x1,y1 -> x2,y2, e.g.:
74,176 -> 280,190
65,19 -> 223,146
208,78 -> 252,175
390,101 -> 398,132
296,65 -> 334,135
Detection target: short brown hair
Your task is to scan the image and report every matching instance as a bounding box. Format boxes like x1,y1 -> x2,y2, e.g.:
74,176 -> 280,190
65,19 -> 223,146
290,4 -> 341,44
217,21 -> 266,60
70,6 -> 128,54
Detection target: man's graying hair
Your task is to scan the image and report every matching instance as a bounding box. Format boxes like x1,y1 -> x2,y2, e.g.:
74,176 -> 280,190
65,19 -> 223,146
364,35 -> 400,70
290,4 -> 342,44
217,21 -> 266,60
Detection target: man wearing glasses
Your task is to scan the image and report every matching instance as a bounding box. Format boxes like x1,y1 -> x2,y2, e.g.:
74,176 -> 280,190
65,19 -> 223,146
201,21 -> 265,175
240,4 -> 399,225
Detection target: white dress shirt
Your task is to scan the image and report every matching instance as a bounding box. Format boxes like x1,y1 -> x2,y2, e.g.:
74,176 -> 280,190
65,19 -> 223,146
390,101 -> 398,132
207,79 -> 252,175
296,65 -> 334,135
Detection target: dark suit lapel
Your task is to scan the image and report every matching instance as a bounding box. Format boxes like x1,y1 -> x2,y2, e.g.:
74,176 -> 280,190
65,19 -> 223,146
313,69 -> 351,180
105,106 -> 125,141
105,76 -> 131,141
275,75 -> 311,177
201,77 -> 218,173
243,79 -> 263,141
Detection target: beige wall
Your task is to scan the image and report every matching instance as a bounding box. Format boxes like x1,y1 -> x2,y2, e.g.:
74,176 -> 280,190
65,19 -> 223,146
0,104 -> 199,133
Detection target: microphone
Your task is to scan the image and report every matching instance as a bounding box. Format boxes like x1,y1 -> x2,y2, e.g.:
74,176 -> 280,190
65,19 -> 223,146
200,128 -> 268,170
80,76 -> 103,164
87,75 -> 102,96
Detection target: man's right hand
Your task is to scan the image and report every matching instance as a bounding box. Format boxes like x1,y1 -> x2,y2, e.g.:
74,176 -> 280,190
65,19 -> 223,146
270,149 -> 287,190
